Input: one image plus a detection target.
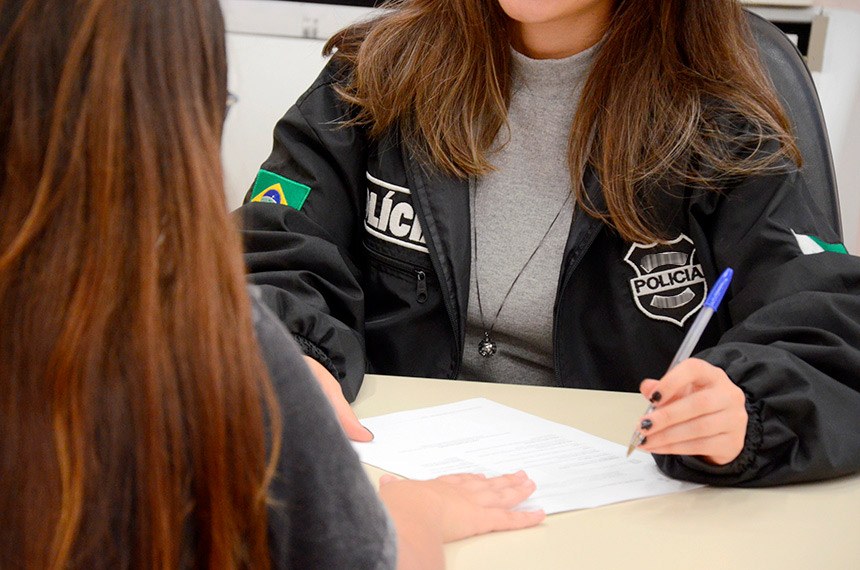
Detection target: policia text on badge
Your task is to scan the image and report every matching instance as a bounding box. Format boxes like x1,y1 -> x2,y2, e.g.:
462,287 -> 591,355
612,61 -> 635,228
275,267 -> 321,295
631,265 -> 706,297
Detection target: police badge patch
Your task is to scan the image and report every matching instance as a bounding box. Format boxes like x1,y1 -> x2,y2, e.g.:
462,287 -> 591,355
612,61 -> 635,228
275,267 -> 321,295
624,234 -> 707,327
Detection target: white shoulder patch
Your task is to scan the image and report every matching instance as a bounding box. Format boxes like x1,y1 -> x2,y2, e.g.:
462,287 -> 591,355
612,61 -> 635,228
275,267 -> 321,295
791,229 -> 848,255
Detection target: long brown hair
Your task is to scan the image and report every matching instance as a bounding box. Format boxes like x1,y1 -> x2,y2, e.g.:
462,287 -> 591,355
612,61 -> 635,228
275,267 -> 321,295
327,0 -> 801,242
0,0 -> 281,567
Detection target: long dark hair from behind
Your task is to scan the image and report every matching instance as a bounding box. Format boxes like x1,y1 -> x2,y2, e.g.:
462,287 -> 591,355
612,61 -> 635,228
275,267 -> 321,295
0,0 -> 281,567
326,0 -> 801,243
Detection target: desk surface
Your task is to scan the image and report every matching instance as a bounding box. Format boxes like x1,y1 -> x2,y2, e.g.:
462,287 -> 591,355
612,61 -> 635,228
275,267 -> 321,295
353,375 -> 860,570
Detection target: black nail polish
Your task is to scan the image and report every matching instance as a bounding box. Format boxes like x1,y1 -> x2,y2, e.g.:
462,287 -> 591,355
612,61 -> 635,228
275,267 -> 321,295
650,391 -> 662,403
639,436 -> 647,446
640,419 -> 653,430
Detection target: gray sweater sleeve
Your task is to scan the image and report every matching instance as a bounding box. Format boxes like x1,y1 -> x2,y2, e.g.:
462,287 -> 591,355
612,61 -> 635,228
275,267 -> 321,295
250,287 -> 396,569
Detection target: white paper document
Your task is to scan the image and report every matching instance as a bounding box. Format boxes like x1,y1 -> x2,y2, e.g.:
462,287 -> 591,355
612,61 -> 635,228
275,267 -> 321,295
353,398 -> 702,514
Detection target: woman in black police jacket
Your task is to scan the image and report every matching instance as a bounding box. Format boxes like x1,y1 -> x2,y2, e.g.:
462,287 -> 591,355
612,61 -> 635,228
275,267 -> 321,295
238,0 -> 860,487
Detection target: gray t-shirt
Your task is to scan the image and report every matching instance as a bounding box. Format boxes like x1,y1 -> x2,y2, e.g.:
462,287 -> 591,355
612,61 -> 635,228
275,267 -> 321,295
460,44 -> 598,386
251,288 -> 396,569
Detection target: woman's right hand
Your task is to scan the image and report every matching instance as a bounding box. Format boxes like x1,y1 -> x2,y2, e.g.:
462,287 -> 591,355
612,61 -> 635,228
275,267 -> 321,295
378,471 -> 544,568
302,356 -> 374,442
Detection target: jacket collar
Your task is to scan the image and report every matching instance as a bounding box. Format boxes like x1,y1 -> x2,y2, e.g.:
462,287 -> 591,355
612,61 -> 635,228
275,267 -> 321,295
561,166 -> 606,274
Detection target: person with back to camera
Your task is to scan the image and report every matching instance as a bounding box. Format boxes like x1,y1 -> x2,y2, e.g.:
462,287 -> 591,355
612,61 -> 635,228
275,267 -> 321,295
0,0 -> 545,568
239,0 -> 860,488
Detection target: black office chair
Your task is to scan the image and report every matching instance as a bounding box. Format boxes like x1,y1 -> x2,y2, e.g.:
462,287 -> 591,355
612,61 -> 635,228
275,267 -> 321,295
747,10 -> 843,238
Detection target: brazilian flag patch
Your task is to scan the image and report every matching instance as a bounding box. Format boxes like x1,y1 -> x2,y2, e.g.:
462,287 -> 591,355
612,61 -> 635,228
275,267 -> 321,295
250,169 -> 311,210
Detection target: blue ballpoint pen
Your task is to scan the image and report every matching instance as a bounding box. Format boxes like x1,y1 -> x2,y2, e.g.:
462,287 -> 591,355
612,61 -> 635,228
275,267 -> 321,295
625,267 -> 734,457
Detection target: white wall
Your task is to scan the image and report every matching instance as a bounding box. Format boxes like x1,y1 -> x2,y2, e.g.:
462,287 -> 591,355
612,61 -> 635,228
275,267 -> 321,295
811,8 -> 860,250
223,33 -> 328,207
221,5 -> 860,249
221,0 -> 373,207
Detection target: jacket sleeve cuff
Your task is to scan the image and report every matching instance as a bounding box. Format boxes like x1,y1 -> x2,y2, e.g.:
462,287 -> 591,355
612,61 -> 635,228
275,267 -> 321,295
293,334 -> 341,382
673,395 -> 764,479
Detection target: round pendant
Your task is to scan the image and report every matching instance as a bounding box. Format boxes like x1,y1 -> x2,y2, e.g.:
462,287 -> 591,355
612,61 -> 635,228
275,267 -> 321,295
478,333 -> 497,357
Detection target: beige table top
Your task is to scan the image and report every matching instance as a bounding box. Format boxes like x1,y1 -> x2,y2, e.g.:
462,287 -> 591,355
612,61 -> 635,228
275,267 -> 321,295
353,374 -> 860,570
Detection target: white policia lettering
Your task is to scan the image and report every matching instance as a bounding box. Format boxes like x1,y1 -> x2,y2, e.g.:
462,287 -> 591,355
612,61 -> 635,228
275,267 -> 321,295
364,172 -> 428,254
388,202 -> 413,238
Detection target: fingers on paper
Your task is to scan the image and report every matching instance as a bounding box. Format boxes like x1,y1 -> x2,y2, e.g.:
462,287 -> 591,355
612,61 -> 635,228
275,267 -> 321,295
482,478 -> 537,509
440,471 -> 524,489
447,471 -> 536,509
485,471 -> 528,489
477,508 -> 546,534
437,473 -> 488,485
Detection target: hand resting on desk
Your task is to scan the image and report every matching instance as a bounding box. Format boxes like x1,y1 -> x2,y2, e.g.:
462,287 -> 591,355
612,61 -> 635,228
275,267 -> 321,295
302,357 -> 545,568
379,471 -> 546,569
303,355 -> 374,442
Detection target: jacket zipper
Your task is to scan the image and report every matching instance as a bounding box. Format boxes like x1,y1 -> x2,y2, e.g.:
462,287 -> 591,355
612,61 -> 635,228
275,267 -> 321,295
399,146 -> 467,379
553,222 -> 602,386
415,270 -> 428,303
400,154 -> 464,379
364,244 -> 430,304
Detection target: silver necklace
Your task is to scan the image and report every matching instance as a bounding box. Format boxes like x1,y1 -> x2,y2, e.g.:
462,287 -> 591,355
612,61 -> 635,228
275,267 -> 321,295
471,186 -> 572,357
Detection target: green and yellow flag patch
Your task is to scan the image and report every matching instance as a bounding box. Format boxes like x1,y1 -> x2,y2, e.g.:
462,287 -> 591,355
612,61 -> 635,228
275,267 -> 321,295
792,230 -> 848,255
250,169 -> 311,210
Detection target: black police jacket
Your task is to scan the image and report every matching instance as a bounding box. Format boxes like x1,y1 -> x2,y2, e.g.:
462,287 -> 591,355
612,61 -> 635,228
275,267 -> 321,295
238,59 -> 860,487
